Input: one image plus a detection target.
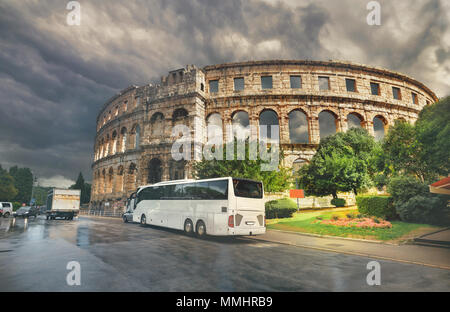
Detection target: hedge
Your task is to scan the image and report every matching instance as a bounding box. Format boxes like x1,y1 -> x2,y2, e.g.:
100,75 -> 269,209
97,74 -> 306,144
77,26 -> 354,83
265,198 -> 298,219
356,195 -> 396,220
331,198 -> 346,207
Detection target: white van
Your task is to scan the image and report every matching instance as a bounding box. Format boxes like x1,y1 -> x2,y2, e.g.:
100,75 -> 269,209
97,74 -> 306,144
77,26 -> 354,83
0,202 -> 13,218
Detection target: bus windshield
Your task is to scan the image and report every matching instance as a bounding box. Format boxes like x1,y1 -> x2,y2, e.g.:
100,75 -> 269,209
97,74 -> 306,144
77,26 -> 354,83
233,178 -> 263,199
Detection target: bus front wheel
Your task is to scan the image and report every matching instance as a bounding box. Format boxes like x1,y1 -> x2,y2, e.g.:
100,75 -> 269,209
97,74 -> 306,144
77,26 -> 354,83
196,220 -> 206,237
184,219 -> 194,235
140,214 -> 146,226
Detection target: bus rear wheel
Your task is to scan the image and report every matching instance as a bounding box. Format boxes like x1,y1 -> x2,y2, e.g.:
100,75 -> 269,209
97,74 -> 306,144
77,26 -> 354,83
196,220 -> 206,237
140,214 -> 146,226
184,219 -> 194,235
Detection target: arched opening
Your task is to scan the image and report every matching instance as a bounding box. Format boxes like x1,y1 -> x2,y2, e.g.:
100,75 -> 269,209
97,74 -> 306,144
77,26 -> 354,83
319,110 -> 337,140
148,158 -> 162,184
231,111 -> 249,140
105,135 -> 110,157
150,112 -> 165,137
130,124 -> 140,149
289,109 -> 309,143
127,163 -> 137,191
172,109 -> 189,125
373,116 -> 387,141
112,131 -> 118,154
259,109 -> 279,142
101,169 -> 106,194
169,160 -> 186,180
100,138 -> 104,158
107,167 -> 114,193
292,158 -> 309,175
206,113 -> 222,141
116,166 -> 124,193
120,127 -> 127,153
347,113 -> 363,130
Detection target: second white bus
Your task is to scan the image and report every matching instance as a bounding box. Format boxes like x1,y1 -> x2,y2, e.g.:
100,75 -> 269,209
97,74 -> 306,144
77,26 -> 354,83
131,177 -> 266,236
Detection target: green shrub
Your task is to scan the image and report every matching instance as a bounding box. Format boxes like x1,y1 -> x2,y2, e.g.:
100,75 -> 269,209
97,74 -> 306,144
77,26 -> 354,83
356,195 -> 396,220
346,212 -> 357,219
265,198 -> 297,219
331,198 -> 346,207
331,214 -> 340,221
12,202 -> 21,211
388,175 -> 450,225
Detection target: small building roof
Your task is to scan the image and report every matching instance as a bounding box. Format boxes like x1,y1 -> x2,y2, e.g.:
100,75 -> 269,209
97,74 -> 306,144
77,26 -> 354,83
429,176 -> 450,195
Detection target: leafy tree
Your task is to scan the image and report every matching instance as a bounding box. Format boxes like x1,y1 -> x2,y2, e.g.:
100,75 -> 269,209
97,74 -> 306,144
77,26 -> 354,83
193,140 -> 292,193
415,96 -> 450,177
9,166 -> 33,204
69,172 -> 91,204
381,96 -> 450,183
298,128 -> 379,198
0,165 -> 18,201
381,120 -> 429,182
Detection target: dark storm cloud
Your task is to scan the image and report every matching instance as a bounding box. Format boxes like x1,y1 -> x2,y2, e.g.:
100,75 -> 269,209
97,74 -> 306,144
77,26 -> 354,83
0,0 -> 449,186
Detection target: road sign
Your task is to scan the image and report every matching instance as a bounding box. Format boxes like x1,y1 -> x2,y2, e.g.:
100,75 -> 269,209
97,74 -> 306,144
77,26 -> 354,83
290,189 -> 304,199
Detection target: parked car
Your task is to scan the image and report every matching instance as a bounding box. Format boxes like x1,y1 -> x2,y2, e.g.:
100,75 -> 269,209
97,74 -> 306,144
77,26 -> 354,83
13,206 -> 38,219
122,210 -> 133,223
0,202 -> 13,218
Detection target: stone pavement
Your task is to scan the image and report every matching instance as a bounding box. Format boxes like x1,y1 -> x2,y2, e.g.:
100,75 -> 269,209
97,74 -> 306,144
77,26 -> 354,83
250,229 -> 450,270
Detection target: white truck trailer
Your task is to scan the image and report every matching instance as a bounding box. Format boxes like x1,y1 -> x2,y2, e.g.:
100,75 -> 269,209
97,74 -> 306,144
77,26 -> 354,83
46,188 -> 80,220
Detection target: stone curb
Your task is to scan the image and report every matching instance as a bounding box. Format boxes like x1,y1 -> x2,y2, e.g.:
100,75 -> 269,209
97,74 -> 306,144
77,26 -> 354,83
251,235 -> 450,270
266,229 -> 401,245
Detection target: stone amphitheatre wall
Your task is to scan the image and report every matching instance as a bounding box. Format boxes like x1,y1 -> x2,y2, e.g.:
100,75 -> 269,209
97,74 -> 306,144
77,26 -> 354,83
90,60 -> 437,212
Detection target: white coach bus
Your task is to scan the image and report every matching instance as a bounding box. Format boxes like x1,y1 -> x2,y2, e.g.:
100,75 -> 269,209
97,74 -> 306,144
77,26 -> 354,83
132,177 -> 266,237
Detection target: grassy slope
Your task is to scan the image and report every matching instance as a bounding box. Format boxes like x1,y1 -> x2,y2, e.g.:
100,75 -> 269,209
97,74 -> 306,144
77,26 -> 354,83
267,208 -> 439,241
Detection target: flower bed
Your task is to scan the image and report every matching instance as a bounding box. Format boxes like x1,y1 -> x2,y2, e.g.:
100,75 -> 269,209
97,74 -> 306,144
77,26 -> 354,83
319,217 -> 392,229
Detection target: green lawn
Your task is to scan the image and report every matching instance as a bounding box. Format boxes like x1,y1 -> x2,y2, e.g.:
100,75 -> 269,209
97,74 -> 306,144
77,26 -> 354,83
267,208 -> 439,241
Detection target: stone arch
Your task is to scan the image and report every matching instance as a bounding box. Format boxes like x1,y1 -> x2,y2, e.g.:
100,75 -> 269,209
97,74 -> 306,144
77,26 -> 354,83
231,110 -> 250,140
347,112 -> 364,130
373,115 -> 388,141
288,109 -> 309,144
105,134 -> 110,157
101,169 -> 106,194
115,165 -> 124,193
206,112 -> 222,141
130,124 -> 141,149
99,137 -> 105,158
259,109 -> 279,142
169,160 -> 187,180
318,110 -> 338,140
148,158 -> 163,184
293,158 -> 309,173
127,163 -> 137,191
120,127 -> 127,153
112,130 -> 118,154
172,108 -> 189,125
150,112 -> 165,137
107,167 -> 114,193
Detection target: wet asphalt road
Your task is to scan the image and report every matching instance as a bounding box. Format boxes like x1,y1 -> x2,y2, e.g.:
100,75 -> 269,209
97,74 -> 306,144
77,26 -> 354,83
0,215 -> 449,292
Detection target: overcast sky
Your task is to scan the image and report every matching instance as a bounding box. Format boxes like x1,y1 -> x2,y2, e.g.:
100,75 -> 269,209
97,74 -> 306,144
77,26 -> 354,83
0,0 -> 449,187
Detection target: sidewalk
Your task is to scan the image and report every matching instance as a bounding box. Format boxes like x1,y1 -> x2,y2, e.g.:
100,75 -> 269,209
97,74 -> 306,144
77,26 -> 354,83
414,228 -> 450,248
251,229 -> 450,270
